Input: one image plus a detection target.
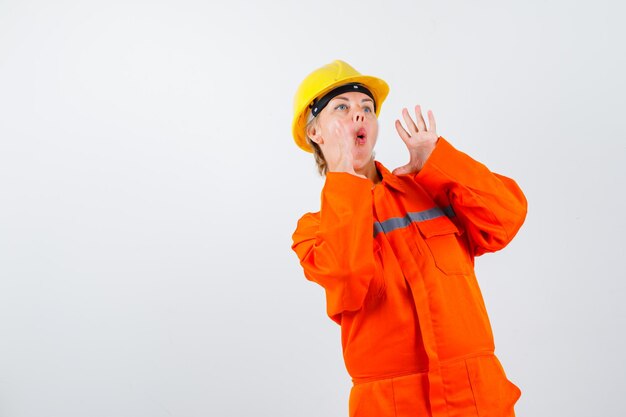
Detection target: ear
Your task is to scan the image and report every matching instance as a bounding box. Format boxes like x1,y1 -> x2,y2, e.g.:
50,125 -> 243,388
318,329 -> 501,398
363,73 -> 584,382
306,120 -> 323,145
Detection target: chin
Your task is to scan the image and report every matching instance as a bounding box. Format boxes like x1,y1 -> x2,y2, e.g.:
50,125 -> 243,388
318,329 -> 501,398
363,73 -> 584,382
353,149 -> 374,164
353,156 -> 374,172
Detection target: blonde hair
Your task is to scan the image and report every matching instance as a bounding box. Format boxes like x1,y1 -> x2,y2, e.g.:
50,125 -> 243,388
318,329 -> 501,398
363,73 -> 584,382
305,117 -> 328,176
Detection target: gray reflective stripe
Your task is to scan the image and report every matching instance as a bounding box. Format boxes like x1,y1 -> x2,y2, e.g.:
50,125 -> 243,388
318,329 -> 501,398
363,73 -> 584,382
373,206 -> 455,237
373,222 -> 385,236
442,205 -> 456,218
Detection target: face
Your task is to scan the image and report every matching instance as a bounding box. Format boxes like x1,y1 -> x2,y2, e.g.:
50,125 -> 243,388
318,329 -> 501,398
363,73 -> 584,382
312,91 -> 379,172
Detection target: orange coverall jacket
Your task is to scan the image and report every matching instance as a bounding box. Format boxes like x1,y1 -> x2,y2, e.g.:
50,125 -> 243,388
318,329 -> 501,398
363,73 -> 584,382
292,138 -> 527,417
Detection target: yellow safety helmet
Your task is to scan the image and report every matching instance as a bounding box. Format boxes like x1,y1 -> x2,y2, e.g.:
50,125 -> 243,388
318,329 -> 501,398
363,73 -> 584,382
292,60 -> 389,152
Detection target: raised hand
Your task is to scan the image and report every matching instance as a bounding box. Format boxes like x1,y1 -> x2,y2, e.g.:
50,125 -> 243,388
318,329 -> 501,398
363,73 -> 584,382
319,120 -> 366,179
393,105 -> 439,175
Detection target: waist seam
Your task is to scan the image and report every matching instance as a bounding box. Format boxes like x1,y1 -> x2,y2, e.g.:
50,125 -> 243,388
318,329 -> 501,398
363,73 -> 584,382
350,350 -> 495,385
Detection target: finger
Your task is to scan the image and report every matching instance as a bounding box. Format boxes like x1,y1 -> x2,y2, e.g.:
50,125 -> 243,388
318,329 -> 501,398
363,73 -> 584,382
401,107 -> 418,134
341,125 -> 356,153
427,110 -> 436,134
414,105 -> 427,132
335,135 -> 351,161
395,119 -> 412,145
331,123 -> 351,150
392,163 -> 412,175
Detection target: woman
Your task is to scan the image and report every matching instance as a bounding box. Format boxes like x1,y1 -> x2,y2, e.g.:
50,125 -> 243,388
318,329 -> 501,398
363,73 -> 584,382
291,60 -> 527,417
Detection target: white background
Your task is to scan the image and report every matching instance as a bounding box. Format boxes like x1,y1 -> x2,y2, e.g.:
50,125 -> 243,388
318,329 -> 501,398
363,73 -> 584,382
1,0 -> 625,416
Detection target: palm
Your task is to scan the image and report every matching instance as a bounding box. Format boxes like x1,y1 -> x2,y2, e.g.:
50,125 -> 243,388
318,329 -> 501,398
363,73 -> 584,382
393,105 -> 438,175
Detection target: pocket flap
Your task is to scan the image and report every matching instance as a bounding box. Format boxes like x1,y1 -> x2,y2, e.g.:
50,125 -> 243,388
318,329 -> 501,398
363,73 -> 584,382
415,215 -> 459,238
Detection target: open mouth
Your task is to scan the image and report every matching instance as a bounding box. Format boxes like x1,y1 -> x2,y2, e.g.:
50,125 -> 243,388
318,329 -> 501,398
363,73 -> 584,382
356,127 -> 367,145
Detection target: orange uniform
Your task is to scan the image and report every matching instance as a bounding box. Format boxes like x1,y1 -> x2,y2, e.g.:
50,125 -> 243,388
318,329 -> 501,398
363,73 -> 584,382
292,138 -> 527,417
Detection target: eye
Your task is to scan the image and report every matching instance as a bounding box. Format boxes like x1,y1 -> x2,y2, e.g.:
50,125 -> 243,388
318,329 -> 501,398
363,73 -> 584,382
335,104 -> 348,111
364,106 -> 373,113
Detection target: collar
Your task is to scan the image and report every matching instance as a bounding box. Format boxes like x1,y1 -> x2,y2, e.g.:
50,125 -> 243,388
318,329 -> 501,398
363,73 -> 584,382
375,161 -> 406,193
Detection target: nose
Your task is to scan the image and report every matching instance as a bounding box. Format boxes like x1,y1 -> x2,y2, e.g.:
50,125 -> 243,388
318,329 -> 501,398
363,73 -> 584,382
353,108 -> 365,123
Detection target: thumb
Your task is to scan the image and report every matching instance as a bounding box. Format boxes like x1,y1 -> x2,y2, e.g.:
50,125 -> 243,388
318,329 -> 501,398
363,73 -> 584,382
392,163 -> 414,176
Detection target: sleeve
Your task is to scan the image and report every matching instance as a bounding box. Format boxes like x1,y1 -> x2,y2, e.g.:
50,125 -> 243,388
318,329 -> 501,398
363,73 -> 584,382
291,172 -> 376,324
414,137 -> 528,257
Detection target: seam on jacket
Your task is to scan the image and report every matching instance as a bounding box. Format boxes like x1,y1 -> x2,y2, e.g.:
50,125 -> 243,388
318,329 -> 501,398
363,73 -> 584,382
352,368 -> 429,385
465,359 -> 481,417
439,350 -> 495,366
390,378 -> 399,417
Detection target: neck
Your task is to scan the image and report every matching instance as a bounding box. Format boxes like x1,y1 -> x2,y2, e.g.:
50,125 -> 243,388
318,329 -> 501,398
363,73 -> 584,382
356,158 -> 381,184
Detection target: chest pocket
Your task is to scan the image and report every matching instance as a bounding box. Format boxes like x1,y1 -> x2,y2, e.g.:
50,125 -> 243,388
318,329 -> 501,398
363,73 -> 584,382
416,216 -> 473,276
